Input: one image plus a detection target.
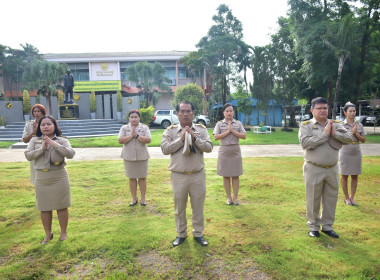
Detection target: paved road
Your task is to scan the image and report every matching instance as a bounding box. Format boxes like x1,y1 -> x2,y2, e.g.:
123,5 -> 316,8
1,144 -> 379,162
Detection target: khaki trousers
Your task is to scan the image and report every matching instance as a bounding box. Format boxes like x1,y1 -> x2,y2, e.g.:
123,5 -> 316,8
171,169 -> 206,238
303,162 -> 339,231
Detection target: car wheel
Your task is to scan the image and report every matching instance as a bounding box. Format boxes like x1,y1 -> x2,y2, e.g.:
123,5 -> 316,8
161,120 -> 171,129
196,120 -> 206,126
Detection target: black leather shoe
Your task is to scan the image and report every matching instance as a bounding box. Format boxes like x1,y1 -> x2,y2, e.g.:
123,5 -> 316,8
173,236 -> 186,247
194,236 -> 208,246
322,230 -> 339,238
308,231 -> 320,238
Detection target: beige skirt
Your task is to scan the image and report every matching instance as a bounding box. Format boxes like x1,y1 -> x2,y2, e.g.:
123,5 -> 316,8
34,168 -> 71,211
124,160 -> 148,178
339,144 -> 362,175
217,144 -> 243,177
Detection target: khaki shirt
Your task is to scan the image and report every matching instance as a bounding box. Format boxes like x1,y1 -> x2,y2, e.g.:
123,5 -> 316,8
342,120 -> 366,142
25,136 -> 75,170
161,123 -> 213,173
213,119 -> 246,145
118,123 -> 151,161
298,118 -> 352,166
22,120 -> 35,139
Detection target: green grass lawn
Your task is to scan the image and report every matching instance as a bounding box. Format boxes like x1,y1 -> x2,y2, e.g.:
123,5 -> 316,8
0,157 -> 379,279
67,128 -> 380,147
1,128 -> 380,148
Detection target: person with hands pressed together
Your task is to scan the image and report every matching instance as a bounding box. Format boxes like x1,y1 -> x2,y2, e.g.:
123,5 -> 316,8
298,97 -> 352,239
25,116 -> 75,244
213,103 -> 246,205
22,104 -> 47,184
118,110 -> 151,206
161,101 -> 213,247
339,102 -> 366,206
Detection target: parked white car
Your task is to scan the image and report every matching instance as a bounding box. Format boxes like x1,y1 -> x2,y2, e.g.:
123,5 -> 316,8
152,110 -> 210,128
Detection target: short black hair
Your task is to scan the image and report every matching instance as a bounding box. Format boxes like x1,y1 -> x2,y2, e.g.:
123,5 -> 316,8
128,109 -> 140,117
36,115 -> 62,137
176,101 -> 194,112
222,103 -> 234,112
311,97 -> 328,108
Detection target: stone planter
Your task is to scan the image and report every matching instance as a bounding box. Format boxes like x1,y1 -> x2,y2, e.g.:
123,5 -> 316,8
90,112 -> 96,119
24,115 -> 30,121
117,111 -> 122,119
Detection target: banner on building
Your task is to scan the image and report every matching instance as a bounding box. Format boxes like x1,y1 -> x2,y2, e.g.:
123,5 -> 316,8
74,80 -> 122,92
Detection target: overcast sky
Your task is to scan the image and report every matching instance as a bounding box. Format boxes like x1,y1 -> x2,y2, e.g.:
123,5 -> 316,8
2,0 -> 289,54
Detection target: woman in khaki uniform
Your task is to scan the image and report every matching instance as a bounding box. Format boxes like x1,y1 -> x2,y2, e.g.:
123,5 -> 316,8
22,104 -> 47,185
25,116 -> 75,244
339,102 -> 366,206
213,103 -> 246,205
118,110 -> 151,206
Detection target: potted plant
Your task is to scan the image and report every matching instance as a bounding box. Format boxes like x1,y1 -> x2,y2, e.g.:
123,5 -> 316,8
116,91 -> 122,119
23,90 -> 31,121
90,91 -> 96,119
0,116 -> 5,128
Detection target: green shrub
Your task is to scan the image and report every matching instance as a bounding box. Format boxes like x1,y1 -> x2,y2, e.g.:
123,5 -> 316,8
171,84 -> 204,115
22,90 -> 31,114
90,91 -> 96,113
58,90 -> 64,104
0,116 -> 5,126
116,91 -> 122,112
139,106 -> 155,125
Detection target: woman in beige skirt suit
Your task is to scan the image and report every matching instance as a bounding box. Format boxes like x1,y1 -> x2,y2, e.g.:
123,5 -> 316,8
339,102 -> 366,206
25,116 -> 75,244
118,110 -> 152,206
213,103 -> 246,205
22,104 -> 47,185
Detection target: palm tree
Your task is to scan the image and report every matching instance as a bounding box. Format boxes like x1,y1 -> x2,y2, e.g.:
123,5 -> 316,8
22,60 -> 67,114
125,62 -> 171,108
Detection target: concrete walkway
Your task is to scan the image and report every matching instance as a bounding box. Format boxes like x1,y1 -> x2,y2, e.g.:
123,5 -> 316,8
1,144 -> 380,162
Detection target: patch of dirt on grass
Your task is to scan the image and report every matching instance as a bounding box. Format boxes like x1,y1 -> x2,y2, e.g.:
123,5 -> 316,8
136,251 -> 184,274
55,257 -> 127,279
135,251 -> 271,279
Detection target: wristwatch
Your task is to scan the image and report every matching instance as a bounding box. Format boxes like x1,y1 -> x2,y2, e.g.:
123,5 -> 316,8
136,134 -> 139,139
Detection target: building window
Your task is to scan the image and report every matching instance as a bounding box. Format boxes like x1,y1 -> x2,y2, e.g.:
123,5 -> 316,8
165,68 -> 176,86
67,63 -> 89,81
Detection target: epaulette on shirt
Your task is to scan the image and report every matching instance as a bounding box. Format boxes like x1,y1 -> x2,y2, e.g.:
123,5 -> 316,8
167,124 -> 175,129
333,120 -> 341,123
302,120 -> 310,125
195,123 -> 206,128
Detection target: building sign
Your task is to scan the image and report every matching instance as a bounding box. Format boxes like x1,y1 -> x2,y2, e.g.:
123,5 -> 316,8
90,62 -> 120,81
74,81 -> 122,92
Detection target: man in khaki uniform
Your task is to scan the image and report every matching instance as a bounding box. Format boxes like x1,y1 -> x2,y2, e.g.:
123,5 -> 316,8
161,101 -> 213,247
299,97 -> 352,238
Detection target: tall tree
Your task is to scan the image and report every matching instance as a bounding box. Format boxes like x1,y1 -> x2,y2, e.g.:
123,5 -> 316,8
323,13 -> 357,118
22,60 -> 67,114
196,4 -> 249,105
289,0 -> 340,115
125,61 -> 171,108
354,0 -> 380,103
250,46 -> 273,125
0,43 -> 42,97
271,17 -> 304,129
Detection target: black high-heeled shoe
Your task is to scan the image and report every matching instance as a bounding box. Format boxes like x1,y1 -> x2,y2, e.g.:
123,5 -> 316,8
129,198 -> 138,206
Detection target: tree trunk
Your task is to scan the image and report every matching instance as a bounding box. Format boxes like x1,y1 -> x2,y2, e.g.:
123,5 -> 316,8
355,19 -> 370,104
145,92 -> 149,108
332,56 -> 346,119
327,82 -> 333,119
